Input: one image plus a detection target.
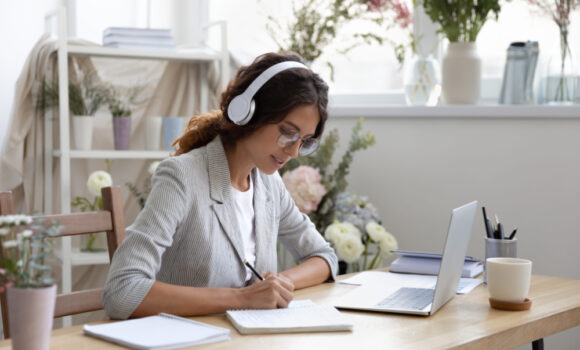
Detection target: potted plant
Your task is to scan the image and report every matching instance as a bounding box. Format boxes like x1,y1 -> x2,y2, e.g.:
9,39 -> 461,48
0,215 -> 60,350
416,0 -> 501,104
71,163 -> 113,252
105,84 -> 144,150
40,73 -> 108,150
264,0 -> 412,78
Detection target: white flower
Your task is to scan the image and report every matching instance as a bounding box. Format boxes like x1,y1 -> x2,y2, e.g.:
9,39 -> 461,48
282,166 -> 326,214
324,222 -> 361,243
0,215 -> 15,226
334,233 -> 365,263
21,230 -> 33,238
148,161 -> 161,175
87,170 -> 113,197
378,232 -> 399,257
0,228 -> 10,236
2,240 -> 19,248
366,221 -> 389,242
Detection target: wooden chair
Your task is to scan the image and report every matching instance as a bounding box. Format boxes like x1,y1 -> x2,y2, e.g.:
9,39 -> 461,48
0,186 -> 126,339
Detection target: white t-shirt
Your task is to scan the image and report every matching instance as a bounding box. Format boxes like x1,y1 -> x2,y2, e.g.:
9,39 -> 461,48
231,176 -> 256,282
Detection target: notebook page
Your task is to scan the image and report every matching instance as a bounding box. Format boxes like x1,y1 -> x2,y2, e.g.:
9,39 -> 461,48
83,315 -> 230,349
226,299 -> 352,333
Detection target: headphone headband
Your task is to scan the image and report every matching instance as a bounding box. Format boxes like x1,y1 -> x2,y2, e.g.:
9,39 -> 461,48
227,61 -> 310,126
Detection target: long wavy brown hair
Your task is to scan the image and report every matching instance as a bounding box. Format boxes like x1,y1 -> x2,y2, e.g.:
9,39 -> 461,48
173,52 -> 329,155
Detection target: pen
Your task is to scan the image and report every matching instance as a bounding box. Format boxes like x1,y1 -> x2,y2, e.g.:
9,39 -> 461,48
482,207 -> 492,238
497,222 -> 505,240
508,228 -> 518,240
243,259 -> 264,281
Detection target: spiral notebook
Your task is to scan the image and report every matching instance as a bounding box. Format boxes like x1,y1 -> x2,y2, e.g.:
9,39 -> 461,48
226,299 -> 353,334
83,313 -> 230,349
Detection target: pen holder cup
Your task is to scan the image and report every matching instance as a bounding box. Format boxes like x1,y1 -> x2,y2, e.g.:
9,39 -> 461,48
484,237 -> 517,283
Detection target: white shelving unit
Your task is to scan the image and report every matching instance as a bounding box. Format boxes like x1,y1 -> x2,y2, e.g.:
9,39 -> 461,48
44,6 -> 228,326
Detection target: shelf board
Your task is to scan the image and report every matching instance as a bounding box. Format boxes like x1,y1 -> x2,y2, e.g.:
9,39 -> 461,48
54,249 -> 110,266
67,44 -> 222,61
53,150 -> 170,159
328,105 -> 580,118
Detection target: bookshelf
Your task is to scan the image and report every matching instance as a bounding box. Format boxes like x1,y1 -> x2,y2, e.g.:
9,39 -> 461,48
44,6 -> 228,326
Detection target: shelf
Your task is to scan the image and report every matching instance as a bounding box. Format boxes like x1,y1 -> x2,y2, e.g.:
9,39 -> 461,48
328,104 -> 580,118
53,150 -> 170,159
54,249 -> 110,266
67,44 -> 222,62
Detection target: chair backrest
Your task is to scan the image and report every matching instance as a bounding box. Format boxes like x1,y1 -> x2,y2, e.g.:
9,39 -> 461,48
0,186 -> 126,339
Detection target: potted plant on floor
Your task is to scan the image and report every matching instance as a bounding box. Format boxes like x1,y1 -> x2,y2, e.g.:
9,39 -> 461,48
416,0 -> 502,104
0,215 -> 60,349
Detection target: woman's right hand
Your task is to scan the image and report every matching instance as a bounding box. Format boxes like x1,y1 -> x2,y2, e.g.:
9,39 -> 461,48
236,272 -> 294,309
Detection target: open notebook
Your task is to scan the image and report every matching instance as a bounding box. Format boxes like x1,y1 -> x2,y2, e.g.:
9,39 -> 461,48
226,299 -> 353,334
83,313 -> 230,350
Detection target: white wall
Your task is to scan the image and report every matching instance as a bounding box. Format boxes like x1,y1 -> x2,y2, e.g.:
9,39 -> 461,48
325,114 -> 580,349
0,0 -> 56,151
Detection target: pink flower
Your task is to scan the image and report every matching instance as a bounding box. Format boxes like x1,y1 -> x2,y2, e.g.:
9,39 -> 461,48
366,0 -> 413,29
282,166 -> 327,214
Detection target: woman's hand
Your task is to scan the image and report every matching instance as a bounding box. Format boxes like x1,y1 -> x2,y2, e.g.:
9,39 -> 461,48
236,272 -> 295,309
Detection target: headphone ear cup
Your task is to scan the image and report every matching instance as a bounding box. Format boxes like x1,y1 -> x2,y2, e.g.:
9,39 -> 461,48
227,94 -> 252,125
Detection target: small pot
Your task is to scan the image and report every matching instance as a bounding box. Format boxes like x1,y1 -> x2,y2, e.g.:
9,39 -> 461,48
72,115 -> 94,150
7,284 -> 56,350
113,116 -> 131,150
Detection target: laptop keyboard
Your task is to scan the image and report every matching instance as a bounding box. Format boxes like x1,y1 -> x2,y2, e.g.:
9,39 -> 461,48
376,287 -> 434,311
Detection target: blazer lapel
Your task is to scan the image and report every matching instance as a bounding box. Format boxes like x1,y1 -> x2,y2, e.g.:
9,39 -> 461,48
207,137 -> 245,264
252,170 -> 275,273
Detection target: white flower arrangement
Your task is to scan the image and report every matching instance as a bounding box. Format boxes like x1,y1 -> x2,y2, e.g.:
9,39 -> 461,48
87,170 -> 113,197
0,215 -> 60,288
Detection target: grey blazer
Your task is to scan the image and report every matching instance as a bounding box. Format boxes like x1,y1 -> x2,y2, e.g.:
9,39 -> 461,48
103,136 -> 338,319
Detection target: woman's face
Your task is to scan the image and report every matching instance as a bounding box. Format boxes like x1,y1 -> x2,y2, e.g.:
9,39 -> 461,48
243,104 -> 320,175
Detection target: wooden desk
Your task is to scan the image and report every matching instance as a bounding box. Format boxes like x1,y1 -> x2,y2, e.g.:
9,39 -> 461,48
1,274 -> 579,349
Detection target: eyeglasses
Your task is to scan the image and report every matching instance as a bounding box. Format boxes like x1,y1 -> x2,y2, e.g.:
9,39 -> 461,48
277,125 -> 320,156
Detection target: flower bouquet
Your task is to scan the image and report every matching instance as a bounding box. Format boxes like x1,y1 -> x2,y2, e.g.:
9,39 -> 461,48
71,165 -> 113,252
281,118 -> 397,272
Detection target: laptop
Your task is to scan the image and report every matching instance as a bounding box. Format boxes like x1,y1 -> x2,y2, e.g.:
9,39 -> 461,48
333,200 -> 478,316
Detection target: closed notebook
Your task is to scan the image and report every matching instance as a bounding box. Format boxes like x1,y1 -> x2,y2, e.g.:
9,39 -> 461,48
83,313 -> 230,350
226,299 -> 353,334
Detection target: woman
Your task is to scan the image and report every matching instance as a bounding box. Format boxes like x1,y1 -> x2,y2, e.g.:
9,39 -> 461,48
103,52 -> 338,320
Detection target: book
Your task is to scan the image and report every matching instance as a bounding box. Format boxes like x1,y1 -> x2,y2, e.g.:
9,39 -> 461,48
103,35 -> 175,46
226,299 -> 353,334
83,313 -> 230,350
390,250 -> 484,278
103,27 -> 172,38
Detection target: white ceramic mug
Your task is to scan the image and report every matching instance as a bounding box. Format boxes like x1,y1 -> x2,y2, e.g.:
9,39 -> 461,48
486,257 -> 532,303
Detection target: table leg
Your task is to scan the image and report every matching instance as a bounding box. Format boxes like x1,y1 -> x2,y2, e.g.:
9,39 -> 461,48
532,338 -> 544,350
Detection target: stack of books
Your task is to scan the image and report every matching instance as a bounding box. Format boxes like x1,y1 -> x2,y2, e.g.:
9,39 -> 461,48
102,27 -> 176,51
390,250 -> 484,278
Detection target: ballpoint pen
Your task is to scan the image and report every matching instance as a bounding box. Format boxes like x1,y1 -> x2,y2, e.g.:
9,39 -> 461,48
244,259 -> 264,281
508,228 -> 518,240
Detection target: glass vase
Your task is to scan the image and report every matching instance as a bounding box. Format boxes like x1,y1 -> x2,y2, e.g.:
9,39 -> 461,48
543,26 -> 577,105
404,54 -> 441,106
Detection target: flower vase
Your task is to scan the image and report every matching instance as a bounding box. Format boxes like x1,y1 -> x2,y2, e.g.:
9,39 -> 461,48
6,285 -> 56,350
72,115 -> 93,150
442,42 -> 481,104
162,117 -> 184,151
404,54 -> 441,106
113,116 -> 131,150
145,116 -> 163,150
542,26 -> 577,105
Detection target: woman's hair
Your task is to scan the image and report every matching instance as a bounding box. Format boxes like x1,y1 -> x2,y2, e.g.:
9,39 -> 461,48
173,52 -> 329,155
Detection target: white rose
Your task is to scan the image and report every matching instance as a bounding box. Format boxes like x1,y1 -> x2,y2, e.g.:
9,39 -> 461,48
324,222 -> 361,243
0,215 -> 15,226
21,230 -> 33,238
148,161 -> 161,175
0,228 -> 10,236
378,232 -> 399,257
365,221 -> 390,242
87,170 -> 113,197
334,233 -> 365,263
2,240 -> 18,248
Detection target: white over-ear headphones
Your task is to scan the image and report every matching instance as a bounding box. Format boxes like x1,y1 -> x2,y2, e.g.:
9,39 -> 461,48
227,61 -> 310,126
